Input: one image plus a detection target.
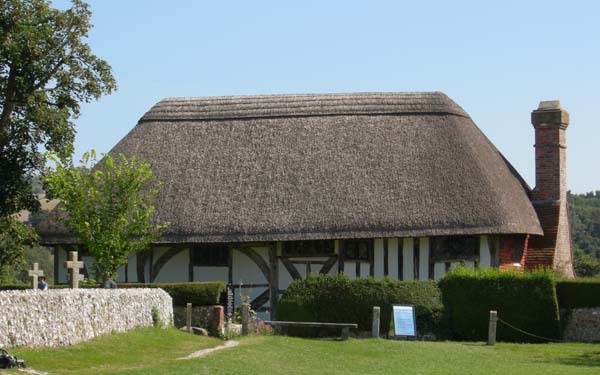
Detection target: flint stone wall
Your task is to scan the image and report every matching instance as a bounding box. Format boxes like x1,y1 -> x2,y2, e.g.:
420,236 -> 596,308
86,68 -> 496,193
562,308 -> 600,342
0,288 -> 173,348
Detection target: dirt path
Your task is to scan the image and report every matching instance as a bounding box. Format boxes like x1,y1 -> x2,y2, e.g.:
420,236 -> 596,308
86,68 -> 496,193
177,340 -> 240,360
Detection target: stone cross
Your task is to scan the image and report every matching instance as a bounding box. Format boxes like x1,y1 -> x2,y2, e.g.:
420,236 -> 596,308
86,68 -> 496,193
64,251 -> 84,289
28,263 -> 44,289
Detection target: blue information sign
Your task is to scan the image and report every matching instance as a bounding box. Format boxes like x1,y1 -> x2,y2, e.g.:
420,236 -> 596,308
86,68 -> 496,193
393,304 -> 416,337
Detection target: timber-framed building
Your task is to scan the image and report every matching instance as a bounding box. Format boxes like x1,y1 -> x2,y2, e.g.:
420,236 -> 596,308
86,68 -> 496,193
39,92 -> 574,318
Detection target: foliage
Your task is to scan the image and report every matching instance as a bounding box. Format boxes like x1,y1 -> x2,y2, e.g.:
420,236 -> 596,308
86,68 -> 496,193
44,150 -> 168,282
157,282 -> 226,306
0,215 -> 38,283
572,249 -> 600,278
151,306 -> 163,328
276,274 -> 444,337
10,329 -> 600,375
0,0 -> 116,216
568,191 -> 600,263
10,244 -> 54,284
438,267 -> 560,342
555,278 -> 600,309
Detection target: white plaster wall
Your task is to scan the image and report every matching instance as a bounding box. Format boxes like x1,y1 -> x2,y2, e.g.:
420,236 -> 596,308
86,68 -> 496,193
402,238 -> 414,280
232,247 -> 268,285
326,261 -> 338,276
295,263 -> 307,279
434,263 -> 446,281
154,249 -> 189,283
279,260 -> 294,290
360,262 -> 370,277
374,239 -> 384,278
127,253 -> 138,283
344,262 -> 356,279
116,264 -> 126,282
480,235 -> 491,268
194,267 -> 228,282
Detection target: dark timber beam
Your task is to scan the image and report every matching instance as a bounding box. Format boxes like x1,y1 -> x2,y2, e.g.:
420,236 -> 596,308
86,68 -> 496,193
280,258 -> 302,280
237,247 -> 271,282
151,246 -> 186,283
269,243 -> 279,319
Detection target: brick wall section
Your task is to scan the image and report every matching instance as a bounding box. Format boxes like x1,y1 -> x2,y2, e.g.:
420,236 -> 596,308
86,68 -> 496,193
499,235 -> 527,272
526,102 -> 574,277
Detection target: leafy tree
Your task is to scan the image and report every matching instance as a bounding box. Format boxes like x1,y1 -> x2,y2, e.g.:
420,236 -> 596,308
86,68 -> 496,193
573,249 -> 600,278
44,151 -> 168,283
0,215 -> 38,284
0,0 -> 116,216
568,191 -> 600,261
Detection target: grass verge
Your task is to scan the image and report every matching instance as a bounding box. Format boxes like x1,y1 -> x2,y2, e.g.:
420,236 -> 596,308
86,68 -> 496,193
7,329 -> 600,375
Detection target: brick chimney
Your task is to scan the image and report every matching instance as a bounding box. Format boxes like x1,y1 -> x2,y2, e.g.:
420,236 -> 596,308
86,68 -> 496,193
526,100 -> 574,276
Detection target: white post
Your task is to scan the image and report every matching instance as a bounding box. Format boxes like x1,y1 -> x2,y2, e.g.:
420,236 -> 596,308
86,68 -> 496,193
372,306 -> 381,338
186,303 -> 192,333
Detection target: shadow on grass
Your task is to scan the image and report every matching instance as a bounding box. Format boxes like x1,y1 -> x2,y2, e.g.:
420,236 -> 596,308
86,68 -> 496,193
550,351 -> 600,367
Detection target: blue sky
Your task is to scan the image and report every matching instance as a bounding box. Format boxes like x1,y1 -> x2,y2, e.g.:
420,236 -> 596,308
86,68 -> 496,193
55,0 -> 599,193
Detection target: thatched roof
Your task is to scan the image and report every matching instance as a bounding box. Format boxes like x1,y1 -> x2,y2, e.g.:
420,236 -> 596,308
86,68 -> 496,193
39,92 -> 543,244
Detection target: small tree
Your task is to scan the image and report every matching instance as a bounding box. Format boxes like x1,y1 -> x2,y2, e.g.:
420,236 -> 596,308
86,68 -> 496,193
45,150 -> 168,284
0,215 -> 38,284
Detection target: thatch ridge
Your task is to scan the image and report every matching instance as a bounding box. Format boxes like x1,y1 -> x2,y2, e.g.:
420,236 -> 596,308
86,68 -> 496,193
38,92 -> 542,244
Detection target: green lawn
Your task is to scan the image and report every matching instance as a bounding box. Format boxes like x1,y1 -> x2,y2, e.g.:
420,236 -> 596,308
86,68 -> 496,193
8,328 -> 600,375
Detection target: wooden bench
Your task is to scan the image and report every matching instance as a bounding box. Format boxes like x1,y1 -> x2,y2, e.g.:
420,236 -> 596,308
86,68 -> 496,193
264,321 -> 358,340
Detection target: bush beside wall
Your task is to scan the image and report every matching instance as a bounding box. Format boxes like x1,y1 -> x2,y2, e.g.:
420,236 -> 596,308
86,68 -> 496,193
438,268 -> 560,342
556,278 -> 600,309
276,275 -> 444,337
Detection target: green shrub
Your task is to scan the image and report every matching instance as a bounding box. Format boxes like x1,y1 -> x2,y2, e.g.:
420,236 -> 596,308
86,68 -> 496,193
438,267 -> 560,342
0,281 -> 226,306
556,278 -> 600,308
276,274 -> 444,337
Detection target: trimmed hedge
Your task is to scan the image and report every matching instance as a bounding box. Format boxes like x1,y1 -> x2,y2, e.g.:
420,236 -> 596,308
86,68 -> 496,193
0,281 -> 226,306
556,278 -> 600,309
276,274 -> 444,337
438,268 -> 560,342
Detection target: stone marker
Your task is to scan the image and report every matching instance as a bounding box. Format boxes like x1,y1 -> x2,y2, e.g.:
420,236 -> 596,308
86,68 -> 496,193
372,306 -> 381,338
28,263 -> 44,289
488,310 -> 498,345
64,251 -> 84,289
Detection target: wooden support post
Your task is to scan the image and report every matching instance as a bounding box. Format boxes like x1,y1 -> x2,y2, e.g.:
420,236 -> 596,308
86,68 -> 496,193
488,310 -> 498,345
269,243 -> 279,320
241,303 -> 250,335
186,303 -> 192,334
372,306 -> 381,338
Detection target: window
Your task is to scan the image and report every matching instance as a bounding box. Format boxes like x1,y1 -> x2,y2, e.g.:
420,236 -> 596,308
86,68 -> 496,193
343,239 -> 372,261
430,236 -> 479,261
282,240 -> 334,257
191,244 -> 229,267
